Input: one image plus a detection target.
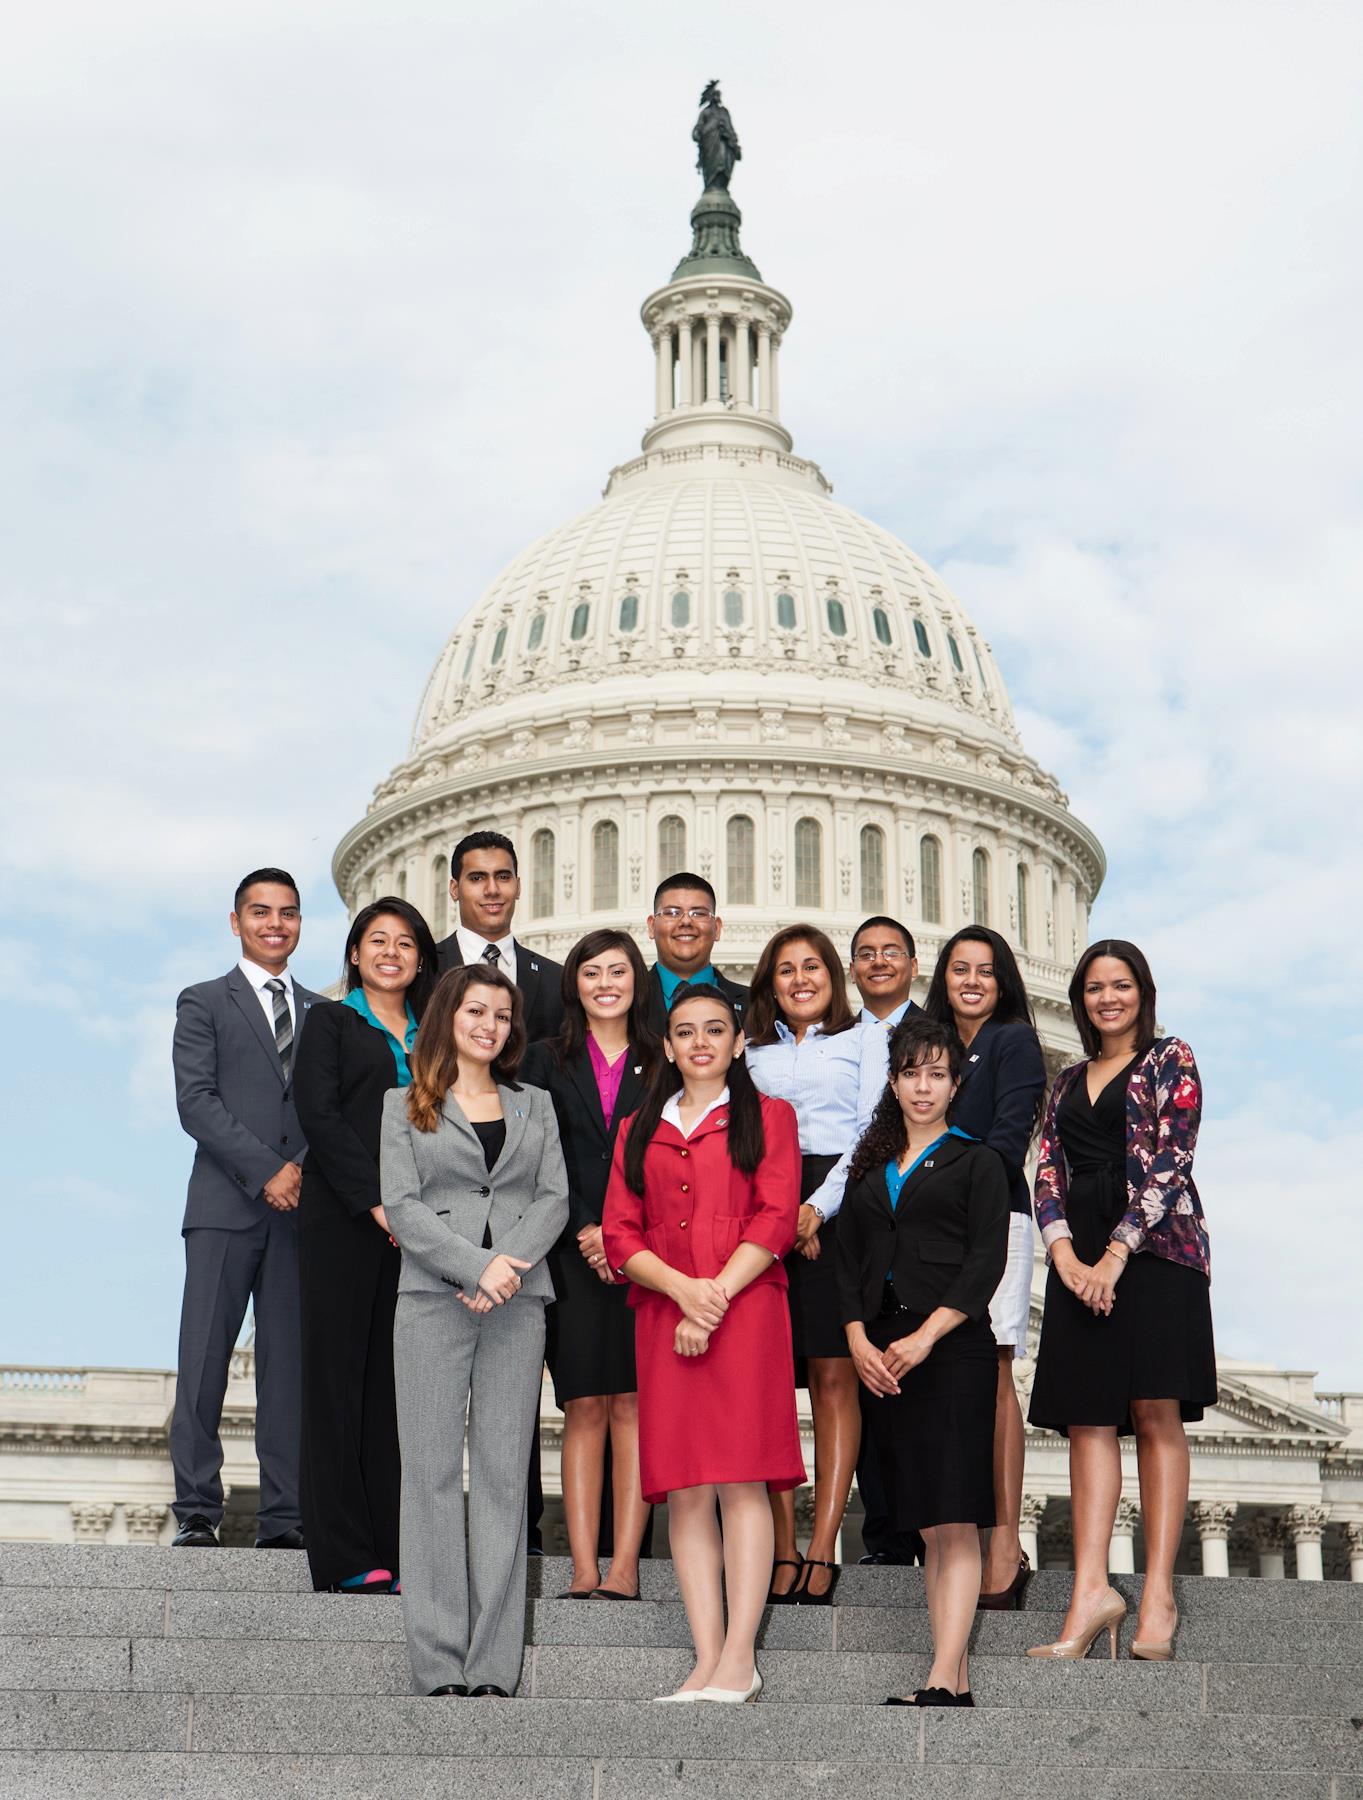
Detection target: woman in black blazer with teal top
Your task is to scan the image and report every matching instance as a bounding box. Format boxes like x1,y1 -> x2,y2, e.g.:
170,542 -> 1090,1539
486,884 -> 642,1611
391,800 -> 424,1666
837,1014 -> 1008,1707
293,898 -> 439,1595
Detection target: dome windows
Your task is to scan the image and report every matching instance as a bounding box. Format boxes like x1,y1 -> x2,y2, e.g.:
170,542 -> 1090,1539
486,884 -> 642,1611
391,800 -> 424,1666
461,638 -> 478,679
658,814 -> 687,875
826,597 -> 848,637
972,640 -> 989,691
726,814 -> 755,905
722,587 -> 745,627
1016,862 -> 1030,951
972,847 -> 991,925
490,626 -> 507,666
670,589 -> 692,628
531,829 -> 555,919
920,835 -> 943,924
794,817 -> 823,907
860,825 -> 886,910
873,607 -> 893,647
948,632 -> 965,673
591,820 -> 619,910
913,619 -> 932,658
570,601 -> 592,641
526,611 -> 546,652
431,854 -> 449,937
775,590 -> 797,630
618,593 -> 639,632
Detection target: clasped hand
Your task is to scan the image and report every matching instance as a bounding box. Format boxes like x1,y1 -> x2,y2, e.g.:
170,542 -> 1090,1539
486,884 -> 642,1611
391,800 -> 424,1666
262,1162 -> 301,1212
849,1332 -> 899,1399
477,1252 -> 532,1305
1053,1241 -> 1123,1316
674,1274 -> 729,1332
577,1223 -> 614,1284
794,1203 -> 822,1261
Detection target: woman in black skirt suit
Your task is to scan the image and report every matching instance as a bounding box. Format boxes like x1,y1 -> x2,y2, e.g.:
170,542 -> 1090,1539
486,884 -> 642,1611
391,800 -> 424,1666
1029,940 -> 1216,1663
838,1014 -> 1008,1707
521,930 -> 661,1601
292,897 -> 439,1594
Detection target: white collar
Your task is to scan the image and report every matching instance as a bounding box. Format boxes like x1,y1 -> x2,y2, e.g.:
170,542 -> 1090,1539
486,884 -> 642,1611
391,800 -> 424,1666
238,957 -> 292,992
661,1085 -> 730,1139
454,923 -> 515,960
774,1018 -> 825,1045
861,998 -> 911,1029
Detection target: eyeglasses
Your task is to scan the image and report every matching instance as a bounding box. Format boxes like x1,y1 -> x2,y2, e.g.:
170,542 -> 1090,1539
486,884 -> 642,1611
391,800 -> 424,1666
852,947 -> 910,965
656,907 -> 715,922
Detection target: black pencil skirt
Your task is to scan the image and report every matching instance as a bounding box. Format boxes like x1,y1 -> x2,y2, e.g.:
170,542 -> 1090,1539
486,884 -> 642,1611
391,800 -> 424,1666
785,1153 -> 853,1367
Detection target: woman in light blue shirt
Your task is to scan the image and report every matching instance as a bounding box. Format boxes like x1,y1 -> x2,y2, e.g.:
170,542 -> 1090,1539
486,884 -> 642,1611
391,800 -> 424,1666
746,924 -> 888,1604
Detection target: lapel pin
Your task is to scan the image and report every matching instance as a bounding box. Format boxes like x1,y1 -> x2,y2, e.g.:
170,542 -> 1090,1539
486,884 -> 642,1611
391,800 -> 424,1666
924,1159 -> 935,1169
633,1065 -> 642,1076
969,1053 -> 979,1063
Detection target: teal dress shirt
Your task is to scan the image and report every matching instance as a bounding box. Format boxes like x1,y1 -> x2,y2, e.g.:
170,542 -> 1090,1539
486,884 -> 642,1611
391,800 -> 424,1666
343,988 -> 417,1087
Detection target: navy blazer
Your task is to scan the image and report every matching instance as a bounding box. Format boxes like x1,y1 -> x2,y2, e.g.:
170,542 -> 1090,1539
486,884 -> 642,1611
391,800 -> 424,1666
949,1017 -> 1046,1216
520,1039 -> 647,1237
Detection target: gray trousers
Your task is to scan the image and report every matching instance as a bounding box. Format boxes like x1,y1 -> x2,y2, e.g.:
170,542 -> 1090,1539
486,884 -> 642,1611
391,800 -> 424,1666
170,1214 -> 302,1536
394,1290 -> 546,1696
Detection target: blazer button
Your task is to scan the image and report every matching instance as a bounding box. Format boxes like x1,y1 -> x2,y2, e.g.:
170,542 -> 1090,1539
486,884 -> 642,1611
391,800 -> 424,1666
479,1185 -> 491,1198
680,1149 -> 688,1159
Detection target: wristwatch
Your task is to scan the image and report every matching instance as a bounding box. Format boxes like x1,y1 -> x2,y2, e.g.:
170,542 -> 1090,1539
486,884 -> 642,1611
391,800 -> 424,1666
807,1203 -> 825,1223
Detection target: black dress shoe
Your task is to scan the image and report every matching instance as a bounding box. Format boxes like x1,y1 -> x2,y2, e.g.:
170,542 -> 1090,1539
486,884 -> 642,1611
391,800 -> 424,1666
428,1684 -> 468,1697
254,1527 -> 306,1550
171,1515 -> 219,1548
468,1684 -> 509,1698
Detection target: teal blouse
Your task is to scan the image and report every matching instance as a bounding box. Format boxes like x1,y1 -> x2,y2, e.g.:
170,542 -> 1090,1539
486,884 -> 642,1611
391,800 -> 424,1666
884,1126 -> 976,1211
343,988 -> 417,1087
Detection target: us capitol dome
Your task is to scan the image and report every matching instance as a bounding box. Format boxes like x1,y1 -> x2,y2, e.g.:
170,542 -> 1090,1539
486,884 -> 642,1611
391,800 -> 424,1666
332,91 -> 1105,1052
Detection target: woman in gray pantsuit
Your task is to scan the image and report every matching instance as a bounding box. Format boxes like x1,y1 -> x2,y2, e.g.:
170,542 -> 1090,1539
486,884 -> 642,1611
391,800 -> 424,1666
380,964 -> 568,1698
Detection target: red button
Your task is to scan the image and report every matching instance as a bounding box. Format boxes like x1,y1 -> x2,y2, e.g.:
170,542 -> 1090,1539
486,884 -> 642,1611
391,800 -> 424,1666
681,1184 -> 689,1193
679,1220 -> 688,1229
680,1149 -> 689,1159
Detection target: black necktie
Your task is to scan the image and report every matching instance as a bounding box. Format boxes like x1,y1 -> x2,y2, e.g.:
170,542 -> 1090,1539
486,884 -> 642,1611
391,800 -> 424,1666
482,943 -> 501,967
263,978 -> 293,1080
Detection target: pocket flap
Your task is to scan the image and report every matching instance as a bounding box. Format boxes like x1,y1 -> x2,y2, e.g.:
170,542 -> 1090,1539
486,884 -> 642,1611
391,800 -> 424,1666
918,1237 -> 965,1266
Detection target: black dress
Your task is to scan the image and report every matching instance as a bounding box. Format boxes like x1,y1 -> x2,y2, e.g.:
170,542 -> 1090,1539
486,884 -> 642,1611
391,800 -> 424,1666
1028,1062 -> 1218,1437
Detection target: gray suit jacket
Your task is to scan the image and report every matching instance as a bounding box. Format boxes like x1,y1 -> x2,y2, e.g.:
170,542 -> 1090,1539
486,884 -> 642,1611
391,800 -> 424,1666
174,967 -> 324,1232
380,1083 -> 569,1300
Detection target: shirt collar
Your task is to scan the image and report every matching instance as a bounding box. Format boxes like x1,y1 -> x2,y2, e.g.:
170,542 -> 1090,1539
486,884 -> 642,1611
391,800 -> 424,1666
658,961 -> 716,1004
238,957 -> 292,993
861,997 -> 913,1030
455,924 -> 514,962
343,986 -> 417,1041
774,1017 -> 824,1045
661,1085 -> 730,1138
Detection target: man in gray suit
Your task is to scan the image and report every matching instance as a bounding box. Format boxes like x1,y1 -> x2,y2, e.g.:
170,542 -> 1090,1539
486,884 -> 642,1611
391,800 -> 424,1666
169,868 -> 324,1549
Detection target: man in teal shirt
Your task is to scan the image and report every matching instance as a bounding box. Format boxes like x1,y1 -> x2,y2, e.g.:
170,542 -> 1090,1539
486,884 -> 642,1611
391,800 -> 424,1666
644,872 -> 749,1035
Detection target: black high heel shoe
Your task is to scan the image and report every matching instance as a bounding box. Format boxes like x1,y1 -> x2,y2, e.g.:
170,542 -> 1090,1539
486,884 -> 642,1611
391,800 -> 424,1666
792,1558 -> 840,1606
977,1551 -> 1031,1611
766,1554 -> 804,1606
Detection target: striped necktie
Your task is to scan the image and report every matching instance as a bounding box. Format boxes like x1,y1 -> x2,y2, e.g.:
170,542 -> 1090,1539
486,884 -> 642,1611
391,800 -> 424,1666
263,978 -> 294,1080
482,943 -> 501,967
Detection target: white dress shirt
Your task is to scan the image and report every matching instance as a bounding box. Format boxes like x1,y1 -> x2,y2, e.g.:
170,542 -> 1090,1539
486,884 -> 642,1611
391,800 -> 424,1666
454,924 -> 518,986
237,957 -> 296,1035
859,997 -> 915,1031
661,1086 -> 730,1140
746,1020 -> 888,1221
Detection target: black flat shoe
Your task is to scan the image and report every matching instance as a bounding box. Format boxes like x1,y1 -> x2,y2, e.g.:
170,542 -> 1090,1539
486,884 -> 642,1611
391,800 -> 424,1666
171,1515 -> 219,1549
468,1684 -> 509,1698
766,1555 -> 804,1606
428,1684 -> 468,1697
955,1691 -> 974,1707
792,1558 -> 840,1606
255,1527 -> 305,1550
555,1588 -> 597,1599
912,1687 -> 961,1707
591,1585 -> 640,1601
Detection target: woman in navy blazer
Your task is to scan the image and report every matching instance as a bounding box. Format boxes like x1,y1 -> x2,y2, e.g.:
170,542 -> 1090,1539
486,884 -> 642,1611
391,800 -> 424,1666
924,926 -> 1045,1608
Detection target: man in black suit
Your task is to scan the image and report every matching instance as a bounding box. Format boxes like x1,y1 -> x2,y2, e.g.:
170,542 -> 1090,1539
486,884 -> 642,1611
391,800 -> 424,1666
169,868 -> 325,1550
434,831 -> 565,1045
643,871 -> 748,1035
848,914 -> 925,1568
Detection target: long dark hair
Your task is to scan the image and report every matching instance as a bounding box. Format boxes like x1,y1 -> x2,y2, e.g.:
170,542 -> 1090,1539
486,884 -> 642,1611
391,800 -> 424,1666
1069,939 -> 1159,1059
407,965 -> 525,1132
342,897 -> 440,1021
848,1015 -> 963,1185
745,924 -> 858,1047
622,984 -> 765,1195
922,925 -> 1036,1031
550,929 -> 661,1082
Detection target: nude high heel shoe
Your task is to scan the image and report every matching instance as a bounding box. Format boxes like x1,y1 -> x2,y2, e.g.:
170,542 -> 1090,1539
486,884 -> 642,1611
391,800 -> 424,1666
1131,1608 -> 1179,1661
1026,1588 -> 1126,1660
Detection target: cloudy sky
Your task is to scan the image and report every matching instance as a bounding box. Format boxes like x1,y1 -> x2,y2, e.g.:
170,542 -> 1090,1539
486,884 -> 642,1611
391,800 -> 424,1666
3,1 -> 1360,1384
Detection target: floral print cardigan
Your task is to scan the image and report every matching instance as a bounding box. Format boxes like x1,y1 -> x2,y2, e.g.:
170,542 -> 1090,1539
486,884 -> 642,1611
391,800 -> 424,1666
1034,1036 -> 1210,1277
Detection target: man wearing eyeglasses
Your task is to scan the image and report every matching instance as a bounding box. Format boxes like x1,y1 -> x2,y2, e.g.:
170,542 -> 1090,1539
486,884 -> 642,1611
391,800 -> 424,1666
644,872 -> 749,1035
848,914 -> 926,1569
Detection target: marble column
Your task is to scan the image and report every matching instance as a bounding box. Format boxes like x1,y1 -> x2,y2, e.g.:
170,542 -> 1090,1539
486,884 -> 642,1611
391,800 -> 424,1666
730,318 -> 750,404
768,334 -> 781,416
1110,1497 -> 1141,1575
756,324 -> 773,413
677,318 -> 694,405
1289,1505 -> 1328,1581
1252,1514 -> 1288,1580
70,1503 -> 114,1544
653,326 -> 673,415
705,314 -> 722,403
1345,1522 -> 1363,1584
1191,1501 -> 1236,1578
1019,1494 -> 1047,1568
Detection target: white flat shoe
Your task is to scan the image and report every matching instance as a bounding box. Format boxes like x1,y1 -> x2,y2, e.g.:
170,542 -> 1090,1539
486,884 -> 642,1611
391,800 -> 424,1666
697,1669 -> 762,1704
653,1688 -> 705,1704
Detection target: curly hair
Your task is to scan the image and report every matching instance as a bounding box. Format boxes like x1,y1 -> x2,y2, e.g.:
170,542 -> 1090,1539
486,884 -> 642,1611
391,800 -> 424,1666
847,1014 -> 963,1185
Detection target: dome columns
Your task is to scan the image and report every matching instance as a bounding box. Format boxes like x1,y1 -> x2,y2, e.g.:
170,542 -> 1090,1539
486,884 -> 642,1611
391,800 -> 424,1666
640,275 -> 793,456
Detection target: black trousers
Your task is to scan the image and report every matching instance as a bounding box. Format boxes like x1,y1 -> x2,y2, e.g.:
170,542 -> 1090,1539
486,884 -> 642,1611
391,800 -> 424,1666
298,1192 -> 401,1590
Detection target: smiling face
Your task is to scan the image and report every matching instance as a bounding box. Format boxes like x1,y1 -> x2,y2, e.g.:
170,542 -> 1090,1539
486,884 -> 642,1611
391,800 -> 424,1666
451,846 -> 520,939
1082,955 -> 1142,1049
772,939 -> 834,1028
230,882 -> 301,975
665,996 -> 742,1084
647,886 -> 721,976
851,926 -> 918,1016
350,913 -> 419,998
451,979 -> 513,1069
944,941 -> 999,1030
578,948 -> 635,1027
890,1046 -> 959,1136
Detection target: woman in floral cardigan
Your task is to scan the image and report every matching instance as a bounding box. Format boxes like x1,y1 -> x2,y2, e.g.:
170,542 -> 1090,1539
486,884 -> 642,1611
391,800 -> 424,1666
1027,941 -> 1216,1665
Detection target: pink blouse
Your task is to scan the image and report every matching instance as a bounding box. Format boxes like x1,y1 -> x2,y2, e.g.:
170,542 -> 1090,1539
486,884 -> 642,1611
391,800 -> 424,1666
587,1034 -> 629,1127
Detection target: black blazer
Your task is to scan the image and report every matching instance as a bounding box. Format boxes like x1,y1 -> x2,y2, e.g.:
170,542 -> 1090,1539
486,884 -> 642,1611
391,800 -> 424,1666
836,1134 -> 1009,1328
292,1000 -> 402,1219
520,1039 -> 647,1237
644,964 -> 749,1037
948,1017 -> 1046,1215
434,933 -> 566,1045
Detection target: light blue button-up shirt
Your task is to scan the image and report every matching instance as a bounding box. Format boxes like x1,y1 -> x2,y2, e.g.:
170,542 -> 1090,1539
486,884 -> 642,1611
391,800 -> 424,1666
746,1019 -> 889,1221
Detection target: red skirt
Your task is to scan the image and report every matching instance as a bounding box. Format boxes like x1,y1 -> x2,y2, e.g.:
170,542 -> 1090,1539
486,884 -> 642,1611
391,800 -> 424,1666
633,1280 -> 806,1503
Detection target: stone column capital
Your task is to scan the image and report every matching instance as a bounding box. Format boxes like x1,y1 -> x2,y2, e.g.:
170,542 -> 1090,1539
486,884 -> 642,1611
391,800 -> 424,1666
1191,1500 -> 1237,1540
70,1502 -> 115,1543
1113,1497 -> 1142,1535
124,1503 -> 169,1544
1288,1504 -> 1329,1544
1251,1514 -> 1288,1554
1344,1521 -> 1363,1554
1019,1493 -> 1049,1530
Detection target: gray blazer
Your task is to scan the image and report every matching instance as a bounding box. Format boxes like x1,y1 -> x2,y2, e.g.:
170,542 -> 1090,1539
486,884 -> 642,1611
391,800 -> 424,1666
174,967 -> 324,1232
380,1084 -> 569,1300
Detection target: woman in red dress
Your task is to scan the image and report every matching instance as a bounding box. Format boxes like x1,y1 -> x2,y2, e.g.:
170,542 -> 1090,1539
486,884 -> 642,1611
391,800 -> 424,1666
602,984 -> 803,1704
